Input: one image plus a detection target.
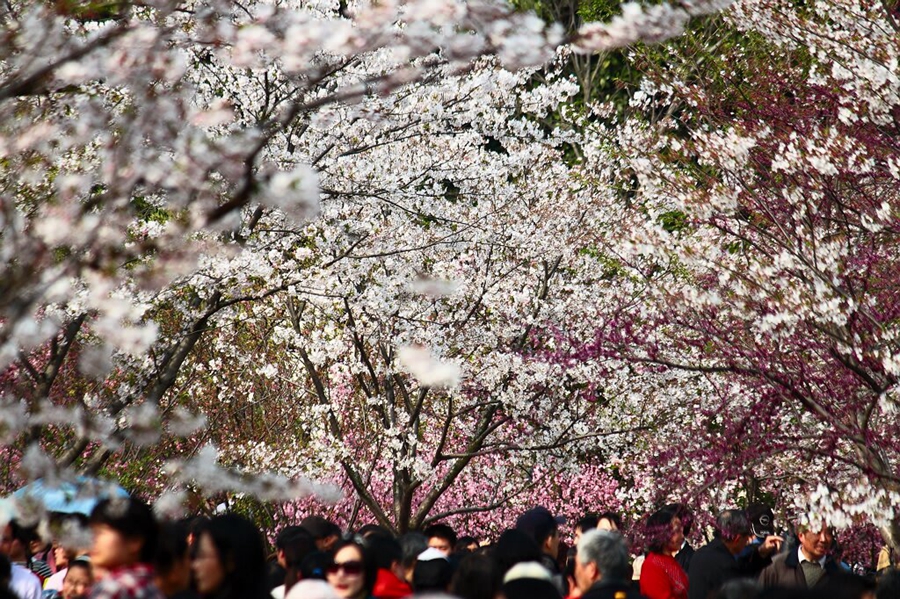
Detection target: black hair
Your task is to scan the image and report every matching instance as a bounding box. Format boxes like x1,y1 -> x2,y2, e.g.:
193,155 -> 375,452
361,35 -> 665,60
192,514 -> 269,599
644,504 -> 684,554
66,559 -> 93,580
89,497 -> 158,563
156,521 -> 189,576
495,529 -> 541,576
455,536 -> 479,553
0,553 -> 10,586
282,528 -> 316,566
576,515 -> 599,533
276,526 -> 311,552
424,523 -> 457,548
0,555 -> 15,599
282,528 -> 316,591
399,532 -> 428,570
363,533 -> 402,570
664,503 -> 693,535
329,539 -> 378,597
300,551 -> 330,580
356,524 -> 391,538
5,520 -> 38,564
450,551 -> 502,599
598,512 -> 624,531
181,515 -> 209,541
878,567 -> 900,599
823,571 -> 876,599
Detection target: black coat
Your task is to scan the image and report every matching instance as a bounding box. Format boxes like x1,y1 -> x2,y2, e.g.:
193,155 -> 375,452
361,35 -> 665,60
583,579 -> 648,599
687,538 -> 772,599
758,549 -> 839,590
675,543 -> 695,574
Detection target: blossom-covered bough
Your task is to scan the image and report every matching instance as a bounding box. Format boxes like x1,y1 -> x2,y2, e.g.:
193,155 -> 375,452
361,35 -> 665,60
8,0 -> 890,549
0,0 -> 567,517
573,0 -> 900,553
0,0 -> 722,528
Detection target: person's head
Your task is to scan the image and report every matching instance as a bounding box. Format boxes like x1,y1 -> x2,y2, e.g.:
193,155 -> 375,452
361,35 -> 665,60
823,571 -> 876,599
455,535 -> 479,554
574,529 -> 630,593
276,526 -> 308,566
495,528 -> 542,576
300,551 -> 331,581
62,559 -> 94,599
0,520 -> 37,562
355,524 -> 391,539
364,533 -> 403,578
502,562 -> 561,599
716,509 -> 753,555
155,521 -> 192,597
413,547 -> 453,593
89,497 -> 158,570
597,512 -> 623,533
191,514 -> 268,599
515,507 -> 564,558
877,567 -> 900,599
301,516 -> 341,553
326,539 -> 377,599
281,528 -> 317,592
424,524 -> 457,556
450,551 -> 502,599
183,515 -> 209,547
398,532 -> 427,583
54,543 -> 78,571
664,503 -> 693,535
574,515 -> 598,545
0,553 -> 11,587
797,521 -> 833,562
644,505 -> 685,555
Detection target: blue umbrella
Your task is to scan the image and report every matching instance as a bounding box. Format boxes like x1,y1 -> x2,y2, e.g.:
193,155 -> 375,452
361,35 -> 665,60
13,477 -> 130,515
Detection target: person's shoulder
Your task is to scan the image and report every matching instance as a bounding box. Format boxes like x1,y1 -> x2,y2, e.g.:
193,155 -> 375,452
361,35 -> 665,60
11,563 -> 40,579
693,539 -> 720,556
10,564 -> 42,590
765,551 -> 790,568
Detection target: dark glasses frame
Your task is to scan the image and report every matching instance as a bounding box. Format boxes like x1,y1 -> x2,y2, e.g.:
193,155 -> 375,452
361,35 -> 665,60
326,560 -> 364,576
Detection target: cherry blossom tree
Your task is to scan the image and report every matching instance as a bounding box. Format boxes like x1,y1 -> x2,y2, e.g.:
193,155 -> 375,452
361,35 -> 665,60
571,0 -> 900,549
0,0 -> 568,512
157,50 -> 671,531
2,0 -> 723,524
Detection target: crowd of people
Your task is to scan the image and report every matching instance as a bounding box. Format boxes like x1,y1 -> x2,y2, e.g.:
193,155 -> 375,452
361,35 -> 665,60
1,497 -> 899,599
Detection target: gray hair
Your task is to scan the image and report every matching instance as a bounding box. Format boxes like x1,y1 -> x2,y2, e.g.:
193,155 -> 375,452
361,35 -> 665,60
716,509 -> 751,540
576,529 -> 631,581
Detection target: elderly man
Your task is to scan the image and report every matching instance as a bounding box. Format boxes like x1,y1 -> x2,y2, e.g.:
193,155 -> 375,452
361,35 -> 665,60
759,521 -> 839,590
575,529 -> 645,599
688,509 -> 782,599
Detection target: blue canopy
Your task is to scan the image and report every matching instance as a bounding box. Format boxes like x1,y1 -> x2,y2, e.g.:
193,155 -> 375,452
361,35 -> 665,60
13,477 -> 130,515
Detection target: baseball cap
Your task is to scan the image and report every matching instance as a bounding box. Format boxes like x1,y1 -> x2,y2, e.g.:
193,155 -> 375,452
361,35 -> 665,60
747,503 -> 775,538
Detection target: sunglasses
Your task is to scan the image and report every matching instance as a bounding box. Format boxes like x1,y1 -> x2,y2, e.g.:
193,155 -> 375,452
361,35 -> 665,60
327,560 -> 363,576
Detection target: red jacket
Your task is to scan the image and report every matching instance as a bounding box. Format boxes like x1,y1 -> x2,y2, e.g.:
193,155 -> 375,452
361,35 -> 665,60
372,569 -> 413,599
640,553 -> 688,599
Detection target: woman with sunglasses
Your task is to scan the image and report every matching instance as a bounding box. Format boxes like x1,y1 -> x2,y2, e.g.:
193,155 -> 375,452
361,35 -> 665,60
191,514 -> 269,599
325,540 -> 377,599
